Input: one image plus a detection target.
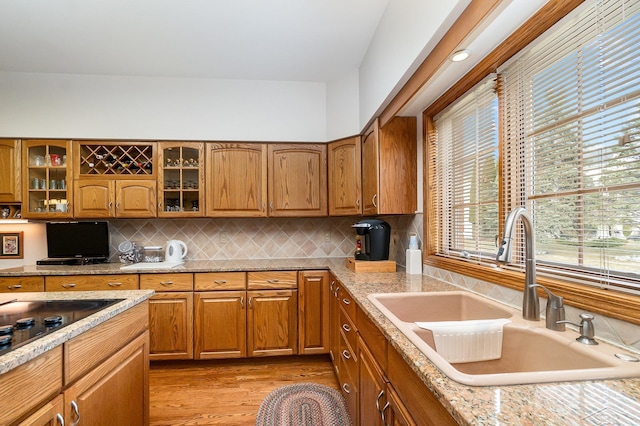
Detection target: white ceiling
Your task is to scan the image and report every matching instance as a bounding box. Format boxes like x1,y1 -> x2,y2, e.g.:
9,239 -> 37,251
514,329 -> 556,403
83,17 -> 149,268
0,0 -> 391,82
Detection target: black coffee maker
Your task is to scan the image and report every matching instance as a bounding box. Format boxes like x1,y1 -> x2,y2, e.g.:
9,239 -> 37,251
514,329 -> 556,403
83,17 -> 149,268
352,219 -> 390,261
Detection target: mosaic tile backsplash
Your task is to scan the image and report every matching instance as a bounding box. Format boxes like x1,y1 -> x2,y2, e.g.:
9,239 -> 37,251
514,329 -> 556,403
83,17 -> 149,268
108,214 -> 423,266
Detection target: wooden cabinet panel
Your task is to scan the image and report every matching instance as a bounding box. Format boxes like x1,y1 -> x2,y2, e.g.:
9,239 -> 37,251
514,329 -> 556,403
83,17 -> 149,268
247,271 -> 297,290
329,274 -> 341,368
0,276 -> 44,292
362,117 -> 417,215
64,302 -> 148,384
64,332 -> 149,426
148,292 -> 193,360
17,394 -> 64,426
194,272 -> 246,291
206,142 -> 267,217
298,270 -> 329,354
140,273 -> 193,292
387,344 -> 457,426
268,144 -> 327,217
0,346 -> 62,426
328,136 -> 361,216
0,139 -> 21,203
247,290 -> 297,356
386,384 -> 417,426
194,291 -> 246,359
74,179 -> 114,217
45,274 -> 139,291
116,180 -> 157,217
358,336 -> 386,426
357,303 -> 388,371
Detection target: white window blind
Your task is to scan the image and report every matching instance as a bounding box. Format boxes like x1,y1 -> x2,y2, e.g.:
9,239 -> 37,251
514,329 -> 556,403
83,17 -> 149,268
433,76 -> 499,264
500,0 -> 640,293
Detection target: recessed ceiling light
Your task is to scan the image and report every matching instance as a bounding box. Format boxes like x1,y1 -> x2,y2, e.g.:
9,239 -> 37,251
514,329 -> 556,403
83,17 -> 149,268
451,49 -> 471,62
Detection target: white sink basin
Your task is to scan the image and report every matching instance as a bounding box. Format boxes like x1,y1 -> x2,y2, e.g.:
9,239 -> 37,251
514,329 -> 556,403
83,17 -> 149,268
368,291 -> 640,386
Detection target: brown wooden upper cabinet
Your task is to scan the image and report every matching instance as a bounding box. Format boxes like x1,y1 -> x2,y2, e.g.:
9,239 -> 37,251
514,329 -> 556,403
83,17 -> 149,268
328,136 -> 361,216
158,141 -> 205,217
22,139 -> 73,219
73,141 -> 157,218
362,117 -> 417,215
206,142 -> 268,217
268,143 -> 327,217
0,139 -> 21,204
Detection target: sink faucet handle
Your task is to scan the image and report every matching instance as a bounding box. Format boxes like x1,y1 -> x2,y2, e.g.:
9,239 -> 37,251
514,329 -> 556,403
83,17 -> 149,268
557,313 -> 599,345
531,284 -> 566,331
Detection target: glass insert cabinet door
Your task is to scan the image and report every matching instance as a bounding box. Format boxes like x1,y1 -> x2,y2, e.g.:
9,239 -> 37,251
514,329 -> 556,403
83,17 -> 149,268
22,140 -> 72,218
158,142 -> 204,217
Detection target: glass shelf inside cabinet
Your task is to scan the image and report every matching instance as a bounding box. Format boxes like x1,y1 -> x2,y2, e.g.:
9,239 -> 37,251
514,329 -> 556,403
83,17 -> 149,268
27,143 -> 69,214
162,146 -> 201,213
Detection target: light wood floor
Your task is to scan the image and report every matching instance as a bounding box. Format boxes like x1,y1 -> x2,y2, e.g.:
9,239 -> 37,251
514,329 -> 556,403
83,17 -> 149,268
149,355 -> 339,425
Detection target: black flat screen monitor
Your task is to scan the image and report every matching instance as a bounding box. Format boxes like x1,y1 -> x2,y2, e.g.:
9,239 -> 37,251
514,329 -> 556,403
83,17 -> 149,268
46,221 -> 110,260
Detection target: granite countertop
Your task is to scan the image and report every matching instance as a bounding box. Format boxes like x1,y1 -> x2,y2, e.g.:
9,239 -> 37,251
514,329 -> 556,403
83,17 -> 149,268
0,290 -> 154,375
2,259 -> 640,424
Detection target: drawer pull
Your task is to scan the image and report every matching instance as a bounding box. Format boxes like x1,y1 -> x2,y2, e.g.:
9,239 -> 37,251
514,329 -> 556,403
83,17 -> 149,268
267,279 -> 280,283
342,298 -> 351,305
56,412 -> 65,426
214,280 -> 227,284
342,383 -> 351,394
70,400 -> 80,426
62,283 -> 76,289
108,282 -> 122,287
342,349 -> 351,360
382,401 -> 391,425
376,389 -> 385,412
240,297 -> 244,308
342,324 -> 351,333
160,281 -> 174,286
7,284 -> 22,289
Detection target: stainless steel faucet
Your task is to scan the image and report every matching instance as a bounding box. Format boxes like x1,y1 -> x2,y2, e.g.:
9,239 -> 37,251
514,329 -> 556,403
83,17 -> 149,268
496,207 -> 565,329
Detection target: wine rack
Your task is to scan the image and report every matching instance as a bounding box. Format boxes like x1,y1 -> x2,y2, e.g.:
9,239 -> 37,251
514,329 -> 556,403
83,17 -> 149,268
77,143 -> 154,176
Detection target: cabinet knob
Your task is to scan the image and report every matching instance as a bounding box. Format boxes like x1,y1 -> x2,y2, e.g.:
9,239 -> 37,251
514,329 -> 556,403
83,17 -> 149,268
160,281 -> 174,286
372,194 -> 378,208
108,282 -> 122,287
7,284 -> 22,290
56,412 -> 64,426
342,349 -> 351,360
213,280 -> 227,284
342,323 -> 351,333
62,283 -> 76,289
342,383 -> 351,394
342,298 -> 351,306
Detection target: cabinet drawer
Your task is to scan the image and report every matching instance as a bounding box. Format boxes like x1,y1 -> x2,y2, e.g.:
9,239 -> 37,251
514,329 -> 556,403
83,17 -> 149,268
338,286 -> 356,320
0,276 -> 44,292
247,271 -> 297,289
140,273 -> 193,291
338,354 -> 358,425
339,329 -> 358,383
195,272 -> 246,290
339,307 -> 357,353
0,346 -> 63,425
45,274 -> 139,291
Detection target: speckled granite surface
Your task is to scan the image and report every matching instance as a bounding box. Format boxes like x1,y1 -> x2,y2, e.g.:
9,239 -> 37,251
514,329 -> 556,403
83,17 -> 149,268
0,290 -> 153,375
1,259 -> 640,425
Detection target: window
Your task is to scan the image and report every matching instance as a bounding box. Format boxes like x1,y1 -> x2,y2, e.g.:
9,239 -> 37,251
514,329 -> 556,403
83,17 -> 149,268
432,77 -> 499,264
431,0 -> 640,295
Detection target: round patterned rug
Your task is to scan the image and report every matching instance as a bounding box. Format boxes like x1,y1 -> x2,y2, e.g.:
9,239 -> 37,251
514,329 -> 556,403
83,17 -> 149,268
255,383 -> 352,426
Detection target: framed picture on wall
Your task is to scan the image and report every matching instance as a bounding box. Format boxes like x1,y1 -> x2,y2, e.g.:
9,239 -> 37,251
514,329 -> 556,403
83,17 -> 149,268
0,232 -> 23,259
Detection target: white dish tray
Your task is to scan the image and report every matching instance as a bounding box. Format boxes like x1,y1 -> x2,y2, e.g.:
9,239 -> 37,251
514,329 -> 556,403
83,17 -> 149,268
120,261 -> 183,270
416,318 -> 510,363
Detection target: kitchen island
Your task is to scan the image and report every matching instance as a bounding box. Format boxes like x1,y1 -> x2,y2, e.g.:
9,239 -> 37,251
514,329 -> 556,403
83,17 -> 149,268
0,290 -> 153,425
1,260 -> 639,425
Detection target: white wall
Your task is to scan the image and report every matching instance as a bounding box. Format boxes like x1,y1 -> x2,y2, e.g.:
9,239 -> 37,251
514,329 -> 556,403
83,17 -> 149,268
358,0 -> 469,129
0,222 -> 46,269
0,72 -> 327,142
326,69 -> 360,141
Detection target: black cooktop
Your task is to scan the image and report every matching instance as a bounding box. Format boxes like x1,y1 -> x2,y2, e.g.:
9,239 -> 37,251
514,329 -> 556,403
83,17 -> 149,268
0,299 -> 123,355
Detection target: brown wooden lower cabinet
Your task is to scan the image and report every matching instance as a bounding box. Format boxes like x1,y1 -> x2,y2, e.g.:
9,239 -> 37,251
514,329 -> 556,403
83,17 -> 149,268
195,290 -> 247,359
5,302 -> 150,426
298,270 -> 330,355
64,332 -> 149,426
148,292 -> 194,360
248,289 -> 298,356
0,276 -> 44,292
